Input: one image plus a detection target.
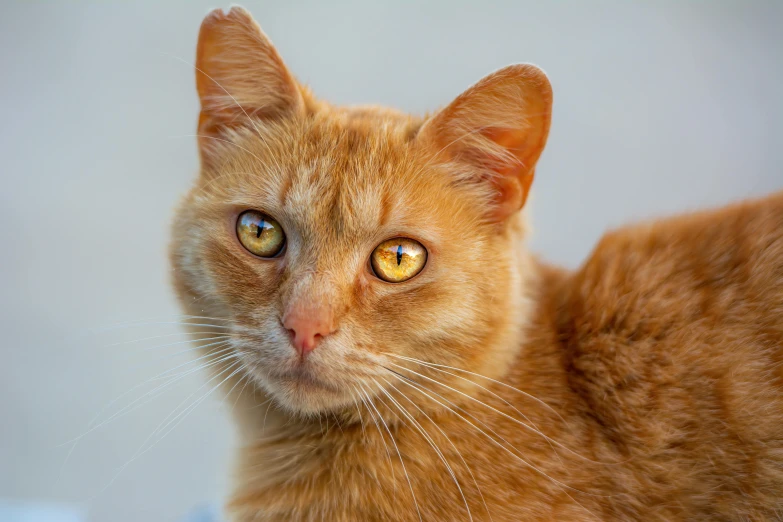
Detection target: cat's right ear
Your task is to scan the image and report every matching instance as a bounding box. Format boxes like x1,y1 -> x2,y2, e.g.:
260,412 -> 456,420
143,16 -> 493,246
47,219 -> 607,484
195,7 -> 303,166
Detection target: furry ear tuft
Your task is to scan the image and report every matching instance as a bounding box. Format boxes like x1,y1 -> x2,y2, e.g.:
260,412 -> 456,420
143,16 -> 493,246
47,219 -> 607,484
418,64 -> 553,221
195,6 -> 303,165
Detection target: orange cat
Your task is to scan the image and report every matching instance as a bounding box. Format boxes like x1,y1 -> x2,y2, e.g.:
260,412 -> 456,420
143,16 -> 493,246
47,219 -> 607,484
170,7 -> 783,521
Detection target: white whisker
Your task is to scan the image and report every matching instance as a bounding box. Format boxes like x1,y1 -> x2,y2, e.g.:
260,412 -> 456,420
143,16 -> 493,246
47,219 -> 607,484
386,356 -> 613,466
60,344 -> 234,447
230,372 -> 255,414
170,134 -> 266,165
104,331 -> 230,348
161,53 -> 271,149
94,357 -> 245,496
93,321 -> 234,333
387,370 -> 607,518
91,314 -> 235,333
359,384 -> 422,522
374,379 -> 473,522
355,384 -> 396,495
384,353 -> 565,423
381,376 -> 492,521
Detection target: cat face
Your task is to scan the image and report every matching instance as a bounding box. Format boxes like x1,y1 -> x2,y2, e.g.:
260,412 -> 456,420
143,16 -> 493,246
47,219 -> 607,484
170,7 -> 552,416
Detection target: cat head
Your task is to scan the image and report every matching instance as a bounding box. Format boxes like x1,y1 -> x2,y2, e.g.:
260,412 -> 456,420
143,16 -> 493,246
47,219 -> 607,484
170,6 -> 552,417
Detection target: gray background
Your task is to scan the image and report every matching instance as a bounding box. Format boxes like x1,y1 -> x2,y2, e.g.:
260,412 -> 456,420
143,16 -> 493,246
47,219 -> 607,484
1,1 -> 781,521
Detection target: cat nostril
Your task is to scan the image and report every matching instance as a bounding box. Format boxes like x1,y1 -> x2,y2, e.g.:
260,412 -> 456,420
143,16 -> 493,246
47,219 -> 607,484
284,325 -> 320,355
282,306 -> 336,357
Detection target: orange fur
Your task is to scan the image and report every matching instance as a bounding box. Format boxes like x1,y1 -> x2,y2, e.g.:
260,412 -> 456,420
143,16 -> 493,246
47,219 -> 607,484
170,7 -> 783,521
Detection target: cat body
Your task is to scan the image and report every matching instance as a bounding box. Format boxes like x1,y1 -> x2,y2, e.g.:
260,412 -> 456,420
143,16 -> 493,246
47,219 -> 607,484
170,7 -> 783,521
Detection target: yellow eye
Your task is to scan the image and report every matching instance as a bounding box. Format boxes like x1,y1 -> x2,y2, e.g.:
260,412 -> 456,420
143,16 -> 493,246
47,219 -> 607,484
371,238 -> 427,283
236,210 -> 286,258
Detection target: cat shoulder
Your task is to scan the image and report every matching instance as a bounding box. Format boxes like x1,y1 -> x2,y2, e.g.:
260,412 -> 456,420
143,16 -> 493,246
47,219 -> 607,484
565,190 -> 783,328
552,190 -> 783,389
553,191 -> 783,498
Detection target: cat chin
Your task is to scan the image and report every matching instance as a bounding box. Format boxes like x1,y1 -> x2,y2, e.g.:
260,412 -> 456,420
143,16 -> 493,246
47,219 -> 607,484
259,370 -> 359,416
267,387 -> 355,417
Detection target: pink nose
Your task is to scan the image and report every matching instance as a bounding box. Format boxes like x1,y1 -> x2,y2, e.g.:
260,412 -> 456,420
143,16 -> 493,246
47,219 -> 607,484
282,305 -> 335,357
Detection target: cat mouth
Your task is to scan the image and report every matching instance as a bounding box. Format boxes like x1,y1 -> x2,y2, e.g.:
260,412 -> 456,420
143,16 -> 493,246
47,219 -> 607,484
272,368 -> 339,393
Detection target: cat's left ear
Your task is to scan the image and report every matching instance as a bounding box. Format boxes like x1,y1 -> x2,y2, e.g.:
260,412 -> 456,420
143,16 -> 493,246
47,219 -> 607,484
418,64 -> 552,221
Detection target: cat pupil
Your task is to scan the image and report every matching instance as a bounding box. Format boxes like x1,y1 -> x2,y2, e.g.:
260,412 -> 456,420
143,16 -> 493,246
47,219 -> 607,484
396,244 -> 403,266
256,220 -> 265,238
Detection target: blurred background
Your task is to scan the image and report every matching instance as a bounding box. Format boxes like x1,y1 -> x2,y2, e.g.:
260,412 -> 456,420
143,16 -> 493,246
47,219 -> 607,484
1,1 -> 782,521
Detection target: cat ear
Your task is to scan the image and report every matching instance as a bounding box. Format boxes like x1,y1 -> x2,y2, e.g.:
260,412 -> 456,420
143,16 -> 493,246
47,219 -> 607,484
418,64 -> 552,221
195,7 -> 303,163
